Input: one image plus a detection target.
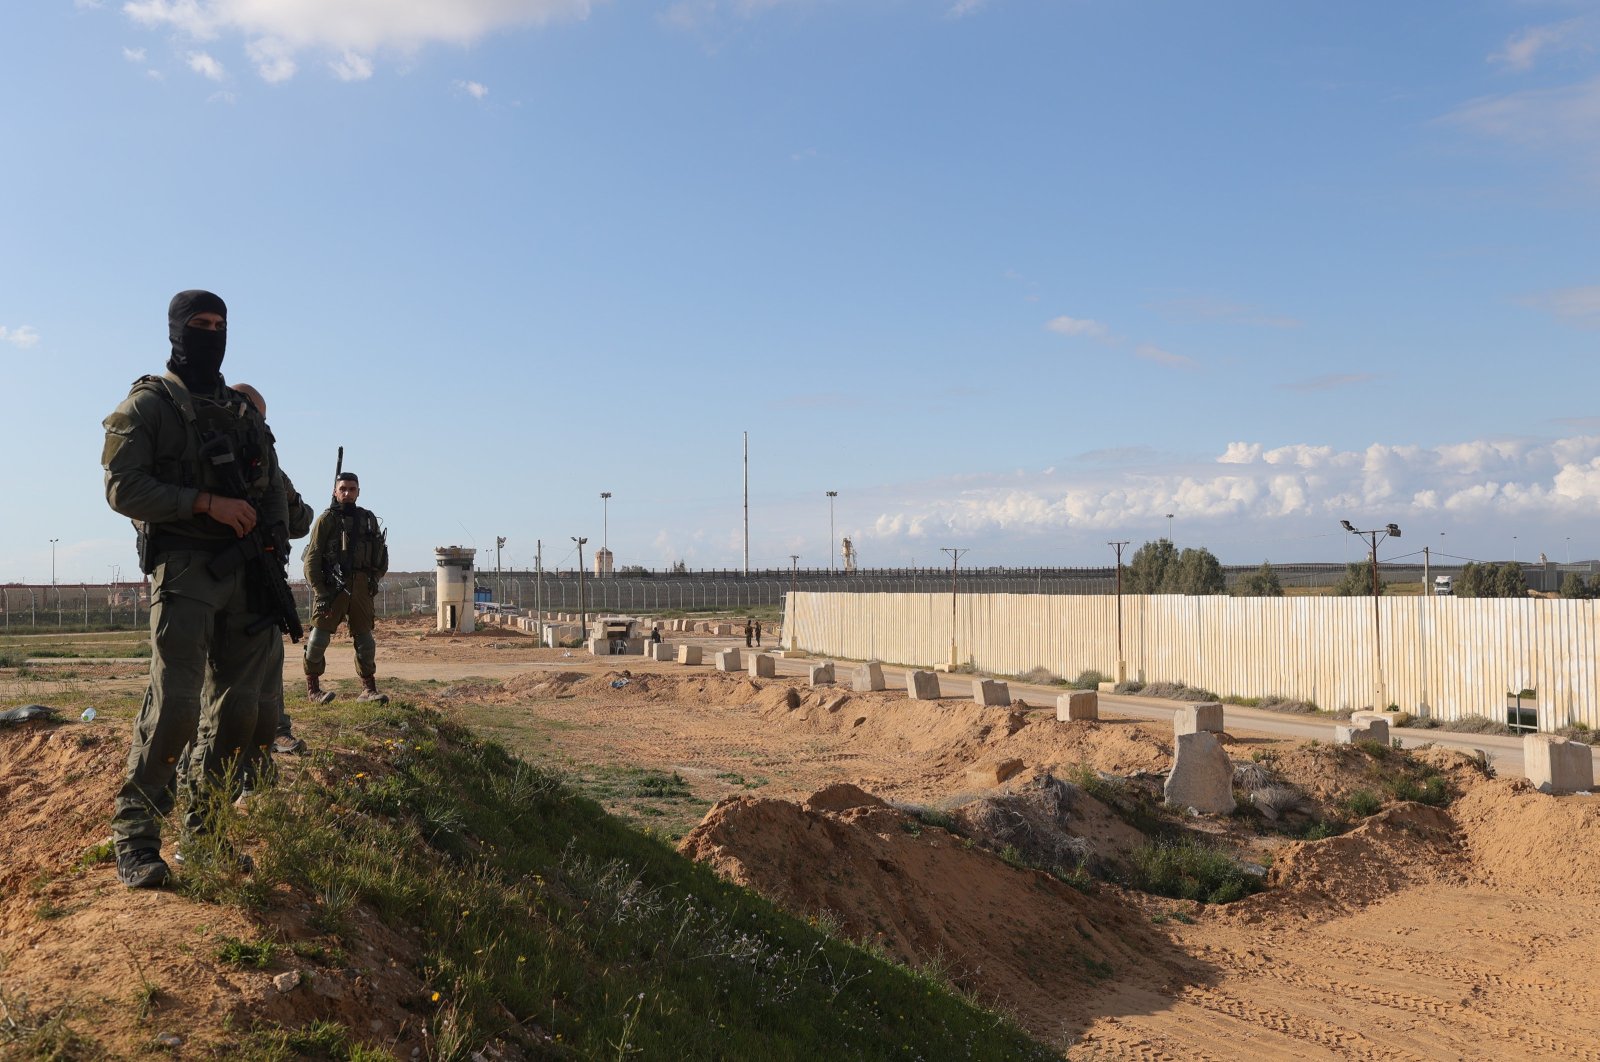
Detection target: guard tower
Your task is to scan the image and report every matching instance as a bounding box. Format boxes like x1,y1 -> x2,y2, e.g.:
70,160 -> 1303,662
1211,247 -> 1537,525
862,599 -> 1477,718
435,546 -> 477,632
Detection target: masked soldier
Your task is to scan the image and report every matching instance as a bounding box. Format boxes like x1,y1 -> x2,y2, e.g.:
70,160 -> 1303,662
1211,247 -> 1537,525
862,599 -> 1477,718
101,290 -> 290,888
303,472 -> 389,703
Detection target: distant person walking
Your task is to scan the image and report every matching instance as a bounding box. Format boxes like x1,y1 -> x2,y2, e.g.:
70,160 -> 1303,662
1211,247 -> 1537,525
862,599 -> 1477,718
754,620 -> 763,647
303,472 -> 390,703
744,619 -> 753,647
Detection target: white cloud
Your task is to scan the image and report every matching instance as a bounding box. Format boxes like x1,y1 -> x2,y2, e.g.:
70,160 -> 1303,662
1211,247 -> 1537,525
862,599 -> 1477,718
187,50 -> 224,80
123,0 -> 592,80
1283,372 -> 1377,392
329,50 -> 372,81
854,432 -> 1600,551
455,79 -> 489,100
947,0 -> 990,17
122,45 -> 145,61
1045,315 -> 1108,338
1491,17 -> 1595,72
246,38 -> 296,82
207,89 -> 236,104
1444,75 -> 1600,153
1134,343 -> 1194,369
1520,284 -> 1600,325
0,325 -> 41,349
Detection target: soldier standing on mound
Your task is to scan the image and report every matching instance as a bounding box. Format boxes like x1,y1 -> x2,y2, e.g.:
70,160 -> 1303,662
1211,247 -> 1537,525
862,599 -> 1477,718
302,472 -> 389,703
102,289 -> 289,888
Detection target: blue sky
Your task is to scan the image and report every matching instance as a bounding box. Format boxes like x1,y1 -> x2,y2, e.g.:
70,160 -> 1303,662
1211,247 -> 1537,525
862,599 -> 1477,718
4,0 -> 1600,582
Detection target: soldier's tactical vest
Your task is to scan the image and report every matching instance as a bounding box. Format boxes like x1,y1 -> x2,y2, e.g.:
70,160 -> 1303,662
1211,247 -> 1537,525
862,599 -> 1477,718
129,374 -> 272,504
330,507 -> 388,575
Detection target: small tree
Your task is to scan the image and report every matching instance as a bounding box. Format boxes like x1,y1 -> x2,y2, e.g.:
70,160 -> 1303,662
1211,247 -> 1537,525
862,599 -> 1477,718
1493,562 -> 1528,598
1560,572 -> 1590,599
1457,561 -> 1527,598
1235,561 -> 1284,597
1126,539 -> 1177,594
1333,560 -> 1381,596
1167,547 -> 1226,595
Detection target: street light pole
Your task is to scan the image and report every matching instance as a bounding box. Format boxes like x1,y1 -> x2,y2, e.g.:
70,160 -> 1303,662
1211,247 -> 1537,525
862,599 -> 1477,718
572,536 -> 588,636
600,492 -> 611,553
50,538 -> 58,586
940,547 -> 968,670
1340,520 -> 1402,708
1109,540 -> 1129,683
1165,514 -> 1174,543
826,491 -> 837,573
788,555 -> 800,650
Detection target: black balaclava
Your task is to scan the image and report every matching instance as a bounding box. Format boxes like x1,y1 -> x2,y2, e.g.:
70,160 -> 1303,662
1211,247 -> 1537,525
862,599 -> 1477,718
166,289 -> 228,392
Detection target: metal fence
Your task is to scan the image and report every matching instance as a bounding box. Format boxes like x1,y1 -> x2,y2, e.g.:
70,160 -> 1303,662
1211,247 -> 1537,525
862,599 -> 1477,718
6,559 -> 1593,632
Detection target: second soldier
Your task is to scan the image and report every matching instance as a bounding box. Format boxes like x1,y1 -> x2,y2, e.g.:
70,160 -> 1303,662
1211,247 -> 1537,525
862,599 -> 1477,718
302,472 -> 390,703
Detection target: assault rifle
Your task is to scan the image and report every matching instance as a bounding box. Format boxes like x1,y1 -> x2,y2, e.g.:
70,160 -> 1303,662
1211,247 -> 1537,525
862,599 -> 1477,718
209,523 -> 305,643
197,432 -> 305,643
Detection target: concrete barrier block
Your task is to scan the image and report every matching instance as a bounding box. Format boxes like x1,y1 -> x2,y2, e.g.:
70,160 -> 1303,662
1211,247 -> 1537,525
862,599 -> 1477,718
1163,731 -> 1236,814
587,637 -> 606,656
1174,702 -> 1225,735
907,670 -> 941,700
1057,690 -> 1098,722
1525,734 -> 1595,794
1097,681 -> 1118,694
1334,719 -> 1390,746
852,662 -> 886,692
809,662 -> 835,686
966,757 -> 1024,788
716,648 -> 743,672
676,645 -> 702,665
974,678 -> 1010,706
645,642 -> 673,661
748,653 -> 775,678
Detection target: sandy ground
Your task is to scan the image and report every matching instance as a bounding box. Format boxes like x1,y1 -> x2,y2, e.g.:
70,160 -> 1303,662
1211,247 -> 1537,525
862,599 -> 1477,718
5,618 -> 1599,1060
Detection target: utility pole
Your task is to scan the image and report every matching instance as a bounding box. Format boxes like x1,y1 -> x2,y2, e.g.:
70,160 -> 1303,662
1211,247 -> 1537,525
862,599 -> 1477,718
50,538 -> 58,586
1109,540 -> 1129,684
572,537 -> 588,638
940,547 -> 968,670
788,554 -> 800,648
743,431 -> 749,577
1341,520 -> 1402,707
496,536 -> 506,575
535,539 -> 544,632
1423,545 -> 1430,596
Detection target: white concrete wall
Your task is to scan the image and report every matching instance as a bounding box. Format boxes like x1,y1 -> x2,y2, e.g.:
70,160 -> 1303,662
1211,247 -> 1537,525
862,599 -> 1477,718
785,592 -> 1600,729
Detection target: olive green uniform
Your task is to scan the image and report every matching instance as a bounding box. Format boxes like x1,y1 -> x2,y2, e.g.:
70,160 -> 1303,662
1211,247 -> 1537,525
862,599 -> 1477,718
102,372 -> 287,853
302,504 -> 388,679
256,473 -> 316,749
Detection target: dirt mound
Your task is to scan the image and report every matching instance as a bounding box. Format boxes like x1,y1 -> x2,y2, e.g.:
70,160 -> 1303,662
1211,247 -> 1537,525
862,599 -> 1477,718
1238,803 -> 1466,923
678,785 -> 1184,1037
1451,779 -> 1600,898
0,719 -> 431,1059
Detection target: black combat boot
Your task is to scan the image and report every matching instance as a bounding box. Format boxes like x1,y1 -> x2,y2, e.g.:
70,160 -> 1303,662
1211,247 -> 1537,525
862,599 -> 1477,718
306,675 -> 336,705
356,676 -> 389,704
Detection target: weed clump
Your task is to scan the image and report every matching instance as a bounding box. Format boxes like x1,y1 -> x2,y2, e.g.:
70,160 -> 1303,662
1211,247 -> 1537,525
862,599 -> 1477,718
1125,838 -> 1262,905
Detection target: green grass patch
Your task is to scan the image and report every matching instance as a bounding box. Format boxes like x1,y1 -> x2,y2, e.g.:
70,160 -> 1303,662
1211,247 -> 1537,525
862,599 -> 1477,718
1343,789 -> 1382,817
1125,838 -> 1263,905
215,935 -> 277,968
190,698 -> 1056,1060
